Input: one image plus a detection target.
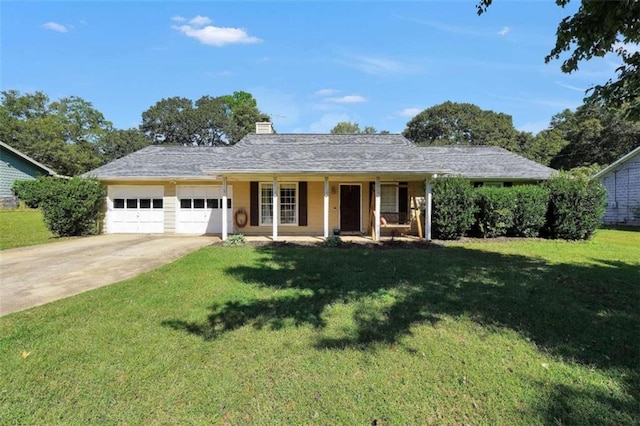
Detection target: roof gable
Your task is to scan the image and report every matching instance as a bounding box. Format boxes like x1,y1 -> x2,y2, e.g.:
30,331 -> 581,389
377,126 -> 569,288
592,146 -> 640,179
0,141 -> 58,176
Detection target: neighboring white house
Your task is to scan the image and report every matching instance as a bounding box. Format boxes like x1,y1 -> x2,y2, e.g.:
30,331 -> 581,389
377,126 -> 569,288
592,146 -> 640,226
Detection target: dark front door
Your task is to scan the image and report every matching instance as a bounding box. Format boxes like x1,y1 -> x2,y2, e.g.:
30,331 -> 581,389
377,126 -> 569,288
340,185 -> 361,232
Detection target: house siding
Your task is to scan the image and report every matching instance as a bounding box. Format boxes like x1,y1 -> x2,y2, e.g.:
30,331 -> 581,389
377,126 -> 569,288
164,184 -> 176,233
101,178 -> 431,236
600,154 -> 640,225
0,147 -> 47,197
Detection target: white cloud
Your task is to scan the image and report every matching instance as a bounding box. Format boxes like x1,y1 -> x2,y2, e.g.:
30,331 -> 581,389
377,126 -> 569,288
350,55 -> 406,75
325,95 -> 366,104
188,15 -> 212,26
42,22 -> 69,33
172,16 -> 262,47
396,107 -> 422,117
171,16 -> 186,22
498,26 -> 510,36
315,88 -> 339,97
555,81 -> 586,92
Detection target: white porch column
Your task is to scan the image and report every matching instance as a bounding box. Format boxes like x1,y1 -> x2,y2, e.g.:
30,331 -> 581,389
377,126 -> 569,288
323,177 -> 329,238
272,178 -> 278,241
374,177 -> 381,241
425,174 -> 436,242
222,177 -> 228,241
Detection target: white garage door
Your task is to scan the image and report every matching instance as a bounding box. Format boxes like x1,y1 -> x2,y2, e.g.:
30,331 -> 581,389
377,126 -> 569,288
108,186 -> 164,234
176,185 -> 233,234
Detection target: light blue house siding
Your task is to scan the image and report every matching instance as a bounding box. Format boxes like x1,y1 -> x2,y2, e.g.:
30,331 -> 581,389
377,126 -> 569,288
0,143 -> 55,197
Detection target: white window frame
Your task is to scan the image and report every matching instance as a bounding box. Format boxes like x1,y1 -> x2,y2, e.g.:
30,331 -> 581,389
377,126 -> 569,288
259,182 -> 299,226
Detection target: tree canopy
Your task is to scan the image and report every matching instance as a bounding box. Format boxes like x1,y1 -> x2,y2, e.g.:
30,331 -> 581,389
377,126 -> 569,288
329,121 -> 388,135
402,101 -> 518,151
548,104 -> 640,170
0,90 -> 152,176
478,0 -> 640,119
0,91 -> 113,175
140,91 -> 269,145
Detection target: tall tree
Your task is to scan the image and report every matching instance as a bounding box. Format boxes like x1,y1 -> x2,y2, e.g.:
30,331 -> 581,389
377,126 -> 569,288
549,104 -> 640,169
96,129 -> 151,163
222,91 -> 270,144
50,96 -> 112,144
0,90 -> 111,175
140,97 -> 195,145
402,101 -> 518,151
140,92 -> 269,145
330,121 -> 388,134
330,121 -> 362,134
478,0 -> 640,119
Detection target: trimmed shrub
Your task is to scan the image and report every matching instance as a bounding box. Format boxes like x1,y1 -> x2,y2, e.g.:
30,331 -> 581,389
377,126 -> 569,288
224,233 -> 246,246
36,177 -> 106,236
12,177 -> 58,208
474,187 -> 514,238
545,174 -> 606,240
432,176 -> 477,240
510,185 -> 549,237
323,235 -> 343,247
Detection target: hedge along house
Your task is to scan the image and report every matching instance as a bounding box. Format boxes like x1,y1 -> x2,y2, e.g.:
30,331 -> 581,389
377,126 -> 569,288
85,123 -> 555,241
592,146 -> 640,226
1,141 -> 58,206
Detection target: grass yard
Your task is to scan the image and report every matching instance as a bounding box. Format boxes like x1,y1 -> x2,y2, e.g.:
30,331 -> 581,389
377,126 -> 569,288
0,209 -> 58,250
1,230 -> 638,424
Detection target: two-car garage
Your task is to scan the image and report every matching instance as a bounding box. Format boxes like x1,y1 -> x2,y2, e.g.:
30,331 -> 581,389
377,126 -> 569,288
106,185 -> 233,234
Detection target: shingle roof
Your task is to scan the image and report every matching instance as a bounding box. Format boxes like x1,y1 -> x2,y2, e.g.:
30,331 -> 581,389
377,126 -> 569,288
1,141 -> 59,176
591,146 -> 640,179
417,145 -> 555,180
84,145 -> 229,178
85,134 -> 555,180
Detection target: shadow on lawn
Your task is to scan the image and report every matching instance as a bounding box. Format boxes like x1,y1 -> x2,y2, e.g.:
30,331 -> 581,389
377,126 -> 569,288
162,243 -> 639,420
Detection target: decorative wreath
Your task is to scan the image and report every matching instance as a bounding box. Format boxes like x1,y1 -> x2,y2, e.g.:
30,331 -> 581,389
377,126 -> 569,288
234,208 -> 248,228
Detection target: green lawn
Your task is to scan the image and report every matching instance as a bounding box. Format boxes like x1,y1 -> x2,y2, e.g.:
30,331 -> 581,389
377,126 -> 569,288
1,230 -> 638,424
0,209 -> 58,250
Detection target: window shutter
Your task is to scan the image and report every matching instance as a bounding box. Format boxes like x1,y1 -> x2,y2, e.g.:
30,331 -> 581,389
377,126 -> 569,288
250,182 -> 259,226
399,185 -> 408,223
298,182 -> 308,226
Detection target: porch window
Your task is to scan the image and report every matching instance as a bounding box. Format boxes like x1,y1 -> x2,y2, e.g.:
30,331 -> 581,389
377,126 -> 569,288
260,183 -> 298,225
380,184 -> 398,212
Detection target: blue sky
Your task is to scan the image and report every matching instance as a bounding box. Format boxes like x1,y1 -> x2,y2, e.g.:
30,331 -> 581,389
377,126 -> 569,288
1,1 -> 620,135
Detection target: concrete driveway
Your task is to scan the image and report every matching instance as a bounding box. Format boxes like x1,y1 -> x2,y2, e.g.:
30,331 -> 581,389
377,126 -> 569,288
0,234 -> 217,316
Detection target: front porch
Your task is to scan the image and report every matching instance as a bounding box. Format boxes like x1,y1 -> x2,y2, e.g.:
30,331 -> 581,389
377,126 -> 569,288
243,234 -> 426,245
218,175 -> 437,242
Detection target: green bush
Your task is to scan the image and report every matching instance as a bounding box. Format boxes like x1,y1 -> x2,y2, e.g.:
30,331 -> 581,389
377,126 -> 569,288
12,177 -> 57,208
432,176 -> 477,240
224,234 -> 246,246
323,235 -> 343,247
545,174 -> 606,240
474,187 -> 514,238
35,177 -> 106,236
510,185 -> 549,237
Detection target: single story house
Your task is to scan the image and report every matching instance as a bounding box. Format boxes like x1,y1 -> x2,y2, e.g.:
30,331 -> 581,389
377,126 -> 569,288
85,123 -> 555,241
592,146 -> 640,226
0,141 -> 58,206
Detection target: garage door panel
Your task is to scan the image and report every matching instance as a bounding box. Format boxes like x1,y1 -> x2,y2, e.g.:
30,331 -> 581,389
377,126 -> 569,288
176,185 -> 233,234
108,185 -> 164,234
